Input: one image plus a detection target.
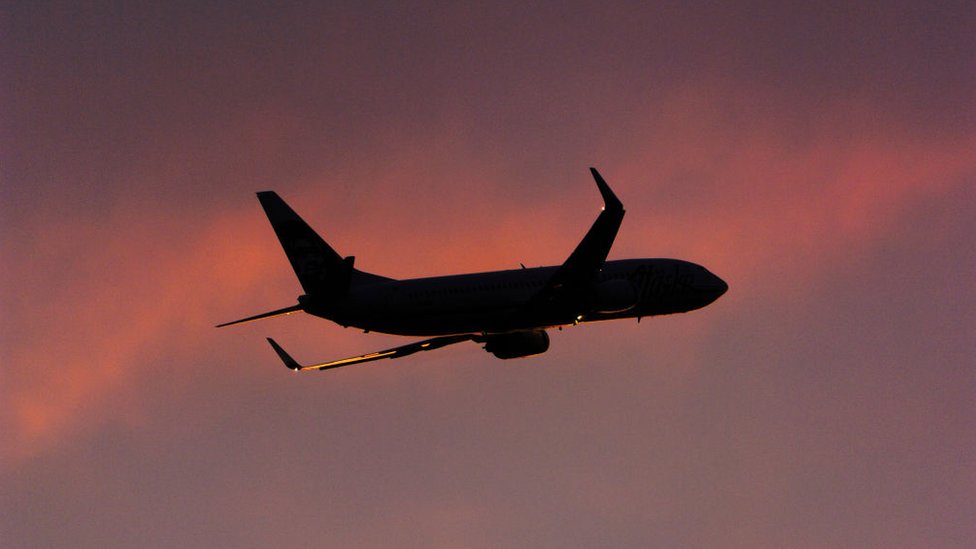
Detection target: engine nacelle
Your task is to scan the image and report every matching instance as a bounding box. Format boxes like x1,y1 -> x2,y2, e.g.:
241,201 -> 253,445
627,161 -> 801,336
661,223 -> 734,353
593,278 -> 638,313
483,330 -> 550,359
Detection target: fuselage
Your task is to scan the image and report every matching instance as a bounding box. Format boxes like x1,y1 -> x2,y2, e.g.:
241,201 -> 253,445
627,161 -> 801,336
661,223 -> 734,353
220,170 -> 730,369
303,258 -> 727,336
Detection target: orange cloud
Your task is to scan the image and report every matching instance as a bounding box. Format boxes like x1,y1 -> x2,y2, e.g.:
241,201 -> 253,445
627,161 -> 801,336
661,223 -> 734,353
3,206 -> 282,465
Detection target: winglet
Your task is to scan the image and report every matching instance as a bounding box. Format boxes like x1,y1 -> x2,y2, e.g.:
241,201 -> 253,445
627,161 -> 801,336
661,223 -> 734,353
266,337 -> 302,370
590,167 -> 622,212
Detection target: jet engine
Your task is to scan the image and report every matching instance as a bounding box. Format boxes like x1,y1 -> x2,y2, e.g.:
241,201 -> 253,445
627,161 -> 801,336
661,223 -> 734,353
592,278 -> 638,313
483,330 -> 550,359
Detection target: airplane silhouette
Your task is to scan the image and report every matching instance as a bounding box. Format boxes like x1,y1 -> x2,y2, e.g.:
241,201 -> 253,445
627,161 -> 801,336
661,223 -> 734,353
218,168 -> 727,371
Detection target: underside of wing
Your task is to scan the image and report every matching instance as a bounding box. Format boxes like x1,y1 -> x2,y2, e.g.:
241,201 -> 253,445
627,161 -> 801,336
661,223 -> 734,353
265,334 -> 475,371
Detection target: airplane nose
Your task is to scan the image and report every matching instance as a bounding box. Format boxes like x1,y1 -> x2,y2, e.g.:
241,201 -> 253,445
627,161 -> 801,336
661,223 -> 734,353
712,275 -> 728,297
696,271 -> 728,301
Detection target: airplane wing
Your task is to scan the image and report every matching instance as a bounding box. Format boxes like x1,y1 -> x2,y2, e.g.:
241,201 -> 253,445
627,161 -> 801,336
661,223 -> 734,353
525,167 -> 625,319
265,334 -> 475,372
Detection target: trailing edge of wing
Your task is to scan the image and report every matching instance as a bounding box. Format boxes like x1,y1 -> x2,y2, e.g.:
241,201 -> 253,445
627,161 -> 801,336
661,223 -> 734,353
265,335 -> 475,372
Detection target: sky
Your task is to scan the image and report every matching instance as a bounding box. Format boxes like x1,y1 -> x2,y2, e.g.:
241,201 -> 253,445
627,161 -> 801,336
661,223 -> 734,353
2,1 -> 974,547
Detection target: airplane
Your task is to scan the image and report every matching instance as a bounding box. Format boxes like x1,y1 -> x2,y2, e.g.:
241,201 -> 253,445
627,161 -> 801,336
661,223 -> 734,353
217,168 -> 727,371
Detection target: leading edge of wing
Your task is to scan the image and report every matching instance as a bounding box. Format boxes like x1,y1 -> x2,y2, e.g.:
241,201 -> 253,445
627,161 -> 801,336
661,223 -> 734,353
265,334 -> 475,372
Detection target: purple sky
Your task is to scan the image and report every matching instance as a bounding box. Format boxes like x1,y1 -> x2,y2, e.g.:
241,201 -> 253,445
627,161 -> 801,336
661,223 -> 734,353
3,2 -> 975,547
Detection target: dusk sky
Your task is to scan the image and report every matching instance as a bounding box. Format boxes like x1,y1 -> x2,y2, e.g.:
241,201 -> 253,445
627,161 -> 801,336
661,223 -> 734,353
2,2 -> 975,547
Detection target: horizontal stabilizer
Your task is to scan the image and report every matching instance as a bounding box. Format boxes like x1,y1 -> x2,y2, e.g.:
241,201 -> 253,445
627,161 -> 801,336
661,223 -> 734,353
216,304 -> 303,328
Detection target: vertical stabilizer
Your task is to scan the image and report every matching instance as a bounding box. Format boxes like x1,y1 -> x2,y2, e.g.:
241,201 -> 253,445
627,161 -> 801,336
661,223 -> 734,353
256,192 -> 352,295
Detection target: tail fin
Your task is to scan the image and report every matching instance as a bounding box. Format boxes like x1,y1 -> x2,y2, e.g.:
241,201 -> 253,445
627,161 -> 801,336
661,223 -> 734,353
256,192 -> 354,296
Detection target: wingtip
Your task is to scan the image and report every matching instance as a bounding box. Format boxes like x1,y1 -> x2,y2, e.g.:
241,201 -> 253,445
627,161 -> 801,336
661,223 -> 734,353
266,337 -> 302,371
589,167 -> 623,211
